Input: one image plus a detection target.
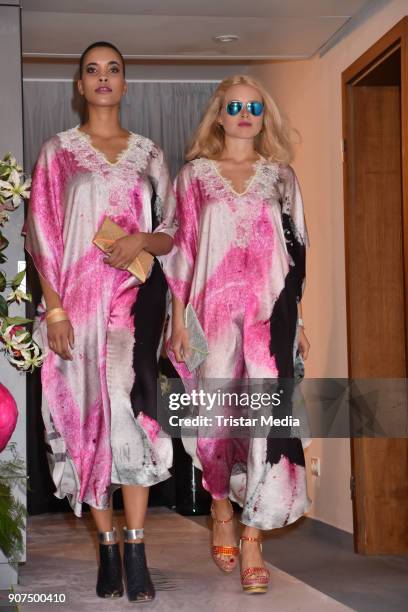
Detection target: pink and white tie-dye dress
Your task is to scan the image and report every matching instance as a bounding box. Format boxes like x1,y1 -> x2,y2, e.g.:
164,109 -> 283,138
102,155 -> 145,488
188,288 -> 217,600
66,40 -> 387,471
25,126 -> 177,517
163,157 -> 312,529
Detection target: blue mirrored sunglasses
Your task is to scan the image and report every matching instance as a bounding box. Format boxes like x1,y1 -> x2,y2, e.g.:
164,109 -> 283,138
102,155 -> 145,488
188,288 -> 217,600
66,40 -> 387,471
226,100 -> 264,116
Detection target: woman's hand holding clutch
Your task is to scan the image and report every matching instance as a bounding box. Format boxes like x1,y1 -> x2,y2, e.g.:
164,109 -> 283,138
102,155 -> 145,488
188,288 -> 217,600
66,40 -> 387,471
298,327 -> 310,360
104,232 -> 147,270
171,324 -> 190,363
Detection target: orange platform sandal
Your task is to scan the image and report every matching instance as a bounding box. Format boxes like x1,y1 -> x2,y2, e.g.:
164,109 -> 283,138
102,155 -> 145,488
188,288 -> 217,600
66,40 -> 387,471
210,502 -> 240,572
240,536 -> 270,594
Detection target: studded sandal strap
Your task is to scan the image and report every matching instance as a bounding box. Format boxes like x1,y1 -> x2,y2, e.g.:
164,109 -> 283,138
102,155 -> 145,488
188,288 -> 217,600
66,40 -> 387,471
240,535 -> 262,543
241,566 -> 270,581
212,545 -> 240,556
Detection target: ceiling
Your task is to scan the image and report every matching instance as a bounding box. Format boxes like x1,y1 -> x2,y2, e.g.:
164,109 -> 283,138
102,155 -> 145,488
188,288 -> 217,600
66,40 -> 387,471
21,0 -> 375,60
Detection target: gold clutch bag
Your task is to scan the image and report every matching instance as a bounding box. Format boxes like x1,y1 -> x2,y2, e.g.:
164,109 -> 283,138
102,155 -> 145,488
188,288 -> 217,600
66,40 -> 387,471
93,217 -> 154,283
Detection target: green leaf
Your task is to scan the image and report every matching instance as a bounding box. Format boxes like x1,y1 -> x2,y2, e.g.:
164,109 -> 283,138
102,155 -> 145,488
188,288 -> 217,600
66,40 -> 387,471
11,268 -> 26,290
0,478 -> 26,563
0,294 -> 8,317
4,316 -> 32,326
0,271 -> 6,292
0,443 -> 27,564
0,233 -> 9,252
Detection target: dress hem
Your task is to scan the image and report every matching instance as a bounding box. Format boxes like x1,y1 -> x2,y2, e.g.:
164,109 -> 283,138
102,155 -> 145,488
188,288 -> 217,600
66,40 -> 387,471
238,497 -> 312,531
54,468 -> 173,518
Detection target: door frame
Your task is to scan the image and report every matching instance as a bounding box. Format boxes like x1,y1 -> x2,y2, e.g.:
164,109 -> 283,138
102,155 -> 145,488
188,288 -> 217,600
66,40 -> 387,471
342,17 -> 408,553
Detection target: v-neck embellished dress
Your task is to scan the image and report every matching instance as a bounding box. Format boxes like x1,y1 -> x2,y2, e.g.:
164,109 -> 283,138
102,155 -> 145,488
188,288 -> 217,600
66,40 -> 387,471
163,157 -> 312,529
25,126 -> 177,516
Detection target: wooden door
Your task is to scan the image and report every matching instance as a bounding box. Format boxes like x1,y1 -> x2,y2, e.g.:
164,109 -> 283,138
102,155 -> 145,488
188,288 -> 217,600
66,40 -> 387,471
343,21 -> 408,554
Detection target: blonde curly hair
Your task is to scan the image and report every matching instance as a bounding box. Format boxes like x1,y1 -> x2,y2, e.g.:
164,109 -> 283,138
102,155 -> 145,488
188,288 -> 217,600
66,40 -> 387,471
186,74 -> 296,164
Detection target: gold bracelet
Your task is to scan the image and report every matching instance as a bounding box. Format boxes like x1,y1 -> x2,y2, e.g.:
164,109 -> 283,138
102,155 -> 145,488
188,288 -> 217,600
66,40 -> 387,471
46,312 -> 69,325
46,307 -> 66,319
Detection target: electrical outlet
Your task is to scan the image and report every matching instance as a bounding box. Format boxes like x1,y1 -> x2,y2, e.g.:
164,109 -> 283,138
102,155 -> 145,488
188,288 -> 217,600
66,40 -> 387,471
310,457 -> 320,477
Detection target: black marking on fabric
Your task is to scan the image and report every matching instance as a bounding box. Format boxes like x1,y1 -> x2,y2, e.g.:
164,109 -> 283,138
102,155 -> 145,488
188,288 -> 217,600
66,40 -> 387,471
130,178 -> 168,420
266,201 -> 306,469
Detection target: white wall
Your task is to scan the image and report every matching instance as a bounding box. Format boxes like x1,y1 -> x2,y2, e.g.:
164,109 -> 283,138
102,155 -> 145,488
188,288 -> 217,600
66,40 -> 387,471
250,0 -> 408,532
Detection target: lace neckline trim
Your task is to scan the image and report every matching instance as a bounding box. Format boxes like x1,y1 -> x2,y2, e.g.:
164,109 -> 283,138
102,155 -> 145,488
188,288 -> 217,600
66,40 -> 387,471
58,127 -> 156,182
209,156 -> 264,197
75,126 -> 134,167
192,156 -> 279,203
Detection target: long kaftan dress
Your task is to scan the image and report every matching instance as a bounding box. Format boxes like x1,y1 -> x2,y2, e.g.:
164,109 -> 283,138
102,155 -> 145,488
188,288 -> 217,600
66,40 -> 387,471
163,157 -> 312,529
25,126 -> 177,517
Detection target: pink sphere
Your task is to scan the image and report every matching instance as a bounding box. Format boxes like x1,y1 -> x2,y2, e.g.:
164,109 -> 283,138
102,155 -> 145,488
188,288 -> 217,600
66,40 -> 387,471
0,382 -> 18,452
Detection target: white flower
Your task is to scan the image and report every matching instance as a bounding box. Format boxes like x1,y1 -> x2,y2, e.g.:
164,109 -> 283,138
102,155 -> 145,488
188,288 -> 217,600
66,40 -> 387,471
9,157 -> 21,172
0,169 -> 31,208
1,325 -> 30,363
7,341 -> 44,372
1,324 -> 31,350
6,288 -> 32,304
0,155 -> 22,176
0,323 -> 43,372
